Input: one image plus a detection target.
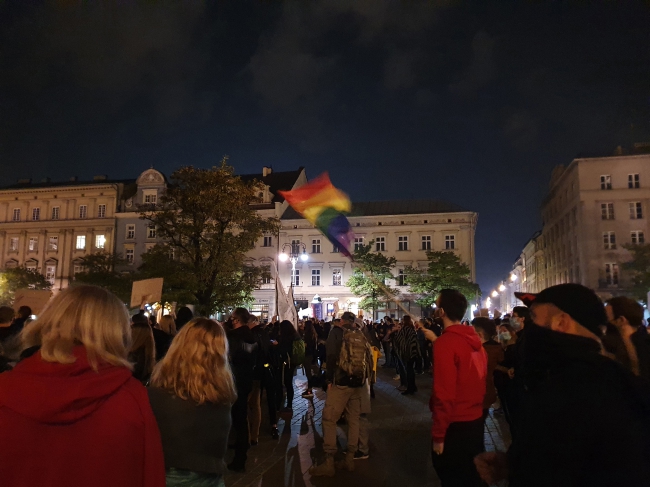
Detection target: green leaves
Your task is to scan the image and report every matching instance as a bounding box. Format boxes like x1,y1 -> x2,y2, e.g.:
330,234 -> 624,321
72,251 -> 133,304
0,267 -> 52,306
405,251 -> 480,308
622,243 -> 650,303
139,159 -> 280,315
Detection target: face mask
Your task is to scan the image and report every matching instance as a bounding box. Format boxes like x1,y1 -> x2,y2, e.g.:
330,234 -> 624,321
499,332 -> 512,342
511,318 -> 522,331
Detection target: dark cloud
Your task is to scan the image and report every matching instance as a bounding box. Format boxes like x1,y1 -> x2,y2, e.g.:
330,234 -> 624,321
448,30 -> 497,97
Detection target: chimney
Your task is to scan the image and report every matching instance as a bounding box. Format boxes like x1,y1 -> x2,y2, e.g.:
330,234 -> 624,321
262,166 -> 272,177
93,175 -> 108,181
69,176 -> 77,182
17,178 -> 31,185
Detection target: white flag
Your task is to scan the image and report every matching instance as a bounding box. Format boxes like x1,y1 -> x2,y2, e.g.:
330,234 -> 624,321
276,274 -> 298,329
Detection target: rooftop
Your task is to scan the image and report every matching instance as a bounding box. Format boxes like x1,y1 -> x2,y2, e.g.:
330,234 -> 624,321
240,167 -> 305,203
2,177 -> 136,190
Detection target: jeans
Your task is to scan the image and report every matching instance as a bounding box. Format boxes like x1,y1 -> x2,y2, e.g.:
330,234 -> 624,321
230,383 -> 251,468
431,417 -> 485,487
277,364 -> 296,409
405,358 -> 417,392
247,368 -> 277,442
396,358 -> 407,387
322,384 -> 368,455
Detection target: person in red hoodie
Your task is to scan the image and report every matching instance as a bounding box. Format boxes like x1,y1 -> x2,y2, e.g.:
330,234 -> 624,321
430,289 -> 487,487
0,285 -> 165,487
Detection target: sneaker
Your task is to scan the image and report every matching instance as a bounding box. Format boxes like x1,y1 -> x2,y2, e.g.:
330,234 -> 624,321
354,451 -> 369,460
392,375 -> 400,381
302,391 -> 314,399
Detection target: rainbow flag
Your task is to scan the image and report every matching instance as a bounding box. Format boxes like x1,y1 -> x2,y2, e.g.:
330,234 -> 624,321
279,173 -> 354,258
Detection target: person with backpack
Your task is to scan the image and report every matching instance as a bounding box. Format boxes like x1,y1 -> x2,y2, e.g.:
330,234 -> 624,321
309,312 -> 373,478
277,320 -> 304,413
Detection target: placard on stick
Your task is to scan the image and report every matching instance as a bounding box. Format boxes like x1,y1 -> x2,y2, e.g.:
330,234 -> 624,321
130,278 -> 163,308
13,289 -> 53,315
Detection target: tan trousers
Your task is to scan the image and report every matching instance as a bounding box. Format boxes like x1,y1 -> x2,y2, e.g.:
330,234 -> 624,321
322,383 -> 369,455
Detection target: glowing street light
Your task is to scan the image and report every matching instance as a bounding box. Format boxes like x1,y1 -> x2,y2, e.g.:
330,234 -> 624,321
279,242 -> 308,285
491,290 -> 499,298
499,284 -> 506,292
510,273 -> 517,282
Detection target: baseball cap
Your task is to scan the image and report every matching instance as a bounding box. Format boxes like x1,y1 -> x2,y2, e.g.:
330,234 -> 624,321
515,283 -> 607,335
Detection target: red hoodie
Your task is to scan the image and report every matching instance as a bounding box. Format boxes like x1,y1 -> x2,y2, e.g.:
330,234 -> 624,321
430,324 -> 487,443
0,346 -> 165,487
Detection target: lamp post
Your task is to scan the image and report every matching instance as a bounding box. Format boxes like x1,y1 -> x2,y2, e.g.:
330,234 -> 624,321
279,241 -> 308,285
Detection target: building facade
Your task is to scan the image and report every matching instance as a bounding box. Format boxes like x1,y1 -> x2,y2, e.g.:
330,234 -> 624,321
0,176 -> 131,290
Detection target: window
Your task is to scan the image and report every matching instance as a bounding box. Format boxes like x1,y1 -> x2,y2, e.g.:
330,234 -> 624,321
631,231 -> 645,245
398,235 -> 409,251
32,208 -> 40,221
28,237 -> 38,252
45,265 -> 56,284
311,269 -> 321,286
605,263 -> 619,285
51,206 -> 60,220
629,202 -> 643,219
421,235 -> 431,250
600,175 -> 612,190
445,235 -> 456,250
9,237 -> 18,251
147,225 -> 156,239
79,205 -> 87,219
375,237 -> 386,252
48,236 -> 58,251
76,235 -> 86,250
98,204 -> 106,218
263,236 -> 272,247
333,244 -> 340,253
126,224 -> 135,239
261,274 -> 271,285
332,269 -> 342,286
397,269 -> 405,286
628,174 -> 640,189
95,234 -> 106,249
601,203 -> 614,220
144,191 -> 157,204
291,268 -> 300,286
125,248 -> 134,265
354,237 -> 364,251
12,208 -> 20,221
73,265 -> 85,275
603,232 -> 616,250
312,239 -> 321,253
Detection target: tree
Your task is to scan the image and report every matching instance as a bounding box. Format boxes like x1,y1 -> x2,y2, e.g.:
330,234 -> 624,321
622,243 -> 650,303
346,241 -> 399,320
140,160 -> 280,315
405,251 -> 481,308
0,267 -> 52,307
72,251 -> 134,304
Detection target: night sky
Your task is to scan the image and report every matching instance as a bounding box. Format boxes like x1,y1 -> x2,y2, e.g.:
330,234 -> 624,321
1,1 -> 649,292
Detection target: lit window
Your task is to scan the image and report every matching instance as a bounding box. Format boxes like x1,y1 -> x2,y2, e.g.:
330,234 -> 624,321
332,269 -> 342,286
51,206 -> 60,220
601,203 -> 614,220
45,265 -> 56,284
628,174 -> 640,189
28,237 -> 38,252
629,202 -> 643,219
32,208 -> 40,221
12,209 -> 20,221
79,205 -> 87,219
354,237 -> 364,251
421,235 -> 431,250
263,236 -> 272,247
311,269 -> 321,286
605,263 -> 619,285
126,224 -> 135,239
312,239 -> 321,253
9,237 -> 18,251
631,231 -> 645,245
48,236 -> 58,251
603,232 -> 616,250
398,236 -> 409,251
600,175 -> 612,190
125,248 -> 134,264
98,204 -> 106,218
76,235 -> 86,250
375,237 -> 385,252
445,235 -> 456,250
95,234 -> 106,249
291,268 -> 300,286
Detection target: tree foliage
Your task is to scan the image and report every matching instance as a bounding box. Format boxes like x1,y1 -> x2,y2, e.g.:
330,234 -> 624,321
72,251 -> 134,304
622,243 -> 650,303
346,241 -> 399,319
140,160 -> 279,315
0,267 -> 52,307
405,251 -> 480,308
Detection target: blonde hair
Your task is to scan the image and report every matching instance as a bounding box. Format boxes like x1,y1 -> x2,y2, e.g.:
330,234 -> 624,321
158,315 -> 177,335
130,324 -> 156,379
21,285 -> 132,370
150,318 -> 237,405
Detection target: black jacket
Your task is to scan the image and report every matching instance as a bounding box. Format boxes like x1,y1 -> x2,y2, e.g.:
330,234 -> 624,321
151,328 -> 172,361
250,324 -> 273,380
148,387 -> 231,475
226,326 -> 257,393
509,324 -> 650,487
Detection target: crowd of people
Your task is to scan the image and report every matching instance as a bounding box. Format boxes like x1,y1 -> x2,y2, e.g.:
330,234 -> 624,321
1,282 -> 650,486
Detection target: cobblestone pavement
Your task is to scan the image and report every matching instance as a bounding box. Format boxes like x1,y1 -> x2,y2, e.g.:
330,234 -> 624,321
224,365 -> 511,487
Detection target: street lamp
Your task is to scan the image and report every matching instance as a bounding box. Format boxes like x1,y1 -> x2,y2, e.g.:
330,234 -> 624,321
279,242 -> 308,283
491,290 -> 498,298
510,273 -> 517,282
499,284 -> 506,292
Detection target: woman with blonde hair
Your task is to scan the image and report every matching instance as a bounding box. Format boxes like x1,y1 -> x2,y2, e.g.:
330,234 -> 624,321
148,318 -> 237,487
158,314 -> 177,336
0,285 -> 165,487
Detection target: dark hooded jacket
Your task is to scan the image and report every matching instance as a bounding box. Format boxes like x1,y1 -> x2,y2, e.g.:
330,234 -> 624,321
0,346 -> 165,487
508,324 -> 650,487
